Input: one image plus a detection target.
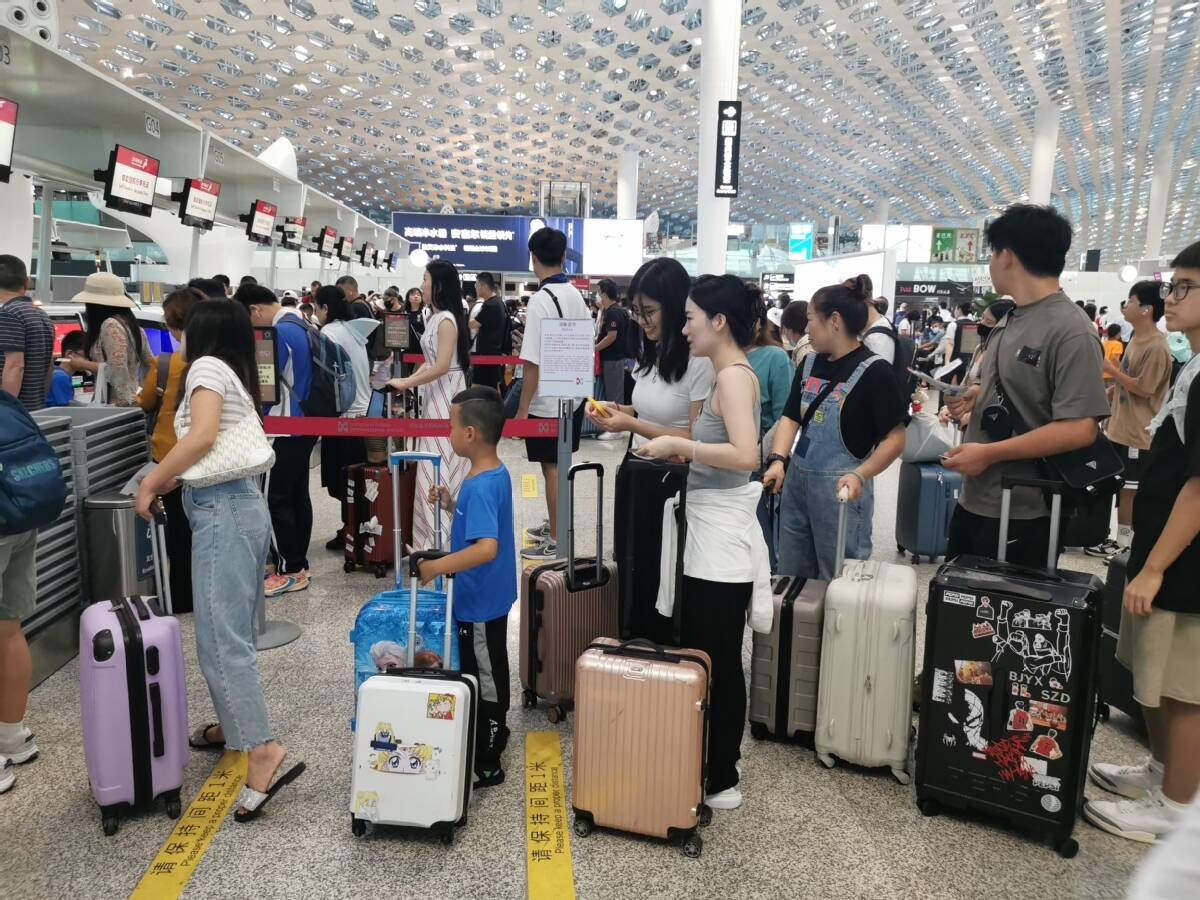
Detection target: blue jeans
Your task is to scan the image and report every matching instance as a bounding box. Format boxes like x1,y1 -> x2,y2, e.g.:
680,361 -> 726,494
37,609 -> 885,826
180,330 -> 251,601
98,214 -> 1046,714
184,478 -> 274,751
776,465 -> 874,582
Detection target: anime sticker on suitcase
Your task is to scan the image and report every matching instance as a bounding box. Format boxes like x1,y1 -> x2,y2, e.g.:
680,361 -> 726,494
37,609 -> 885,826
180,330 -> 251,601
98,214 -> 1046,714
748,575 -> 825,743
350,552 -> 478,842
815,493 -> 918,783
519,463 -> 618,723
80,509 -> 188,835
915,477 -> 1103,859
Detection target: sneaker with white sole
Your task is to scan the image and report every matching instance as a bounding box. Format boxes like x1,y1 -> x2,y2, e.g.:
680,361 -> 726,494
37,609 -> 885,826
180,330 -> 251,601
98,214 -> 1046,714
0,727 -> 37,765
704,785 -> 743,810
521,539 -> 558,561
1084,789 -> 1178,844
1085,539 -> 1121,558
526,521 -> 551,540
1089,756 -> 1163,800
0,756 -> 13,794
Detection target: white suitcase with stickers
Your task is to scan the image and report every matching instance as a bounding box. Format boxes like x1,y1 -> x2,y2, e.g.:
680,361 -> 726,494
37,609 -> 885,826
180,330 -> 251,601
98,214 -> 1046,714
814,495 -> 918,783
350,552 -> 478,843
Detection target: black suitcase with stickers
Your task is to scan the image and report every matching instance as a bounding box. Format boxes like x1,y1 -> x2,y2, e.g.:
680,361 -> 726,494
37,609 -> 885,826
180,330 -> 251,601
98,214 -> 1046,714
915,477 -> 1102,859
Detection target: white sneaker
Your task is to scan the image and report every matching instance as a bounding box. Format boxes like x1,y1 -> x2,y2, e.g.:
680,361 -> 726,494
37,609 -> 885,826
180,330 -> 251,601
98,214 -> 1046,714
0,727 -> 37,766
704,786 -> 743,810
1089,756 -> 1162,800
596,432 -> 622,441
1084,789 -> 1178,844
0,756 -> 13,794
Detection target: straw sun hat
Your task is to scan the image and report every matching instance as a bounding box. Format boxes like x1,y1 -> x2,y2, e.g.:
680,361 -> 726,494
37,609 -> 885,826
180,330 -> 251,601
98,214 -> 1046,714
71,272 -> 135,308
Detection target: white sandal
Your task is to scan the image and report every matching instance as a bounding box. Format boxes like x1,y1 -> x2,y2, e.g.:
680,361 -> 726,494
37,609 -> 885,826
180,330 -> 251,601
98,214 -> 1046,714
234,759 -> 306,823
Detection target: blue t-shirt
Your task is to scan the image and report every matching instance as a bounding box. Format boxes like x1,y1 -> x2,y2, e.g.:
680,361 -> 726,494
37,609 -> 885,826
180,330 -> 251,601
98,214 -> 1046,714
450,464 -> 517,623
44,367 -> 74,407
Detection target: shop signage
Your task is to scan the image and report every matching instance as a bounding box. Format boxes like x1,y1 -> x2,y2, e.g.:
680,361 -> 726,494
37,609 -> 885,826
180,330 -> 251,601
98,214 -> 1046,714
896,280 -> 974,301
714,100 -> 742,198
955,228 -> 980,263
179,178 -> 219,230
0,98 -> 19,183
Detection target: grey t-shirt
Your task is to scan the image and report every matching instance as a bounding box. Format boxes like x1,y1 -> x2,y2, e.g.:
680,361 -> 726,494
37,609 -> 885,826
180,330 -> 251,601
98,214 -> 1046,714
960,290 -> 1110,520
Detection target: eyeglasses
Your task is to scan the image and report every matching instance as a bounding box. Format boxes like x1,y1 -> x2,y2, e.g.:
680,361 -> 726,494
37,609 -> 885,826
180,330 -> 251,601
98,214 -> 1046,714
632,306 -> 660,322
1160,281 -> 1198,301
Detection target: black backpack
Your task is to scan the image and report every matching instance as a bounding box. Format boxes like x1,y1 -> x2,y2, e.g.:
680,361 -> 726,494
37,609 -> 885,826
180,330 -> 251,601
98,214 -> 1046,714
864,323 -> 916,397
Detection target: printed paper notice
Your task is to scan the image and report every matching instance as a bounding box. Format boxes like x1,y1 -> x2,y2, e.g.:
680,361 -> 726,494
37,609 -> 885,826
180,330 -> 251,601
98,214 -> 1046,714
538,318 -> 593,400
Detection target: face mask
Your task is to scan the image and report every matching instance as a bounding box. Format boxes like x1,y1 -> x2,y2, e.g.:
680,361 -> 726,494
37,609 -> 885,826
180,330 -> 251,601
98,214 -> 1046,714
977,323 -> 993,341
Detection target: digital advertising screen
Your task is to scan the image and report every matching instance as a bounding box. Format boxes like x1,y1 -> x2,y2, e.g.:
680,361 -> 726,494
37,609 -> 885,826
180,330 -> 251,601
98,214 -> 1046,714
98,144 -> 160,217
246,199 -> 277,245
0,97 -> 17,184
392,212 -> 584,274
178,178 -> 220,230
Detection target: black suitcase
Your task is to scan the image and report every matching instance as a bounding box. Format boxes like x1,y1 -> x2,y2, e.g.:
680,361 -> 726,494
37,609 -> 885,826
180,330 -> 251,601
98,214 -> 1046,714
613,455 -> 688,643
915,477 -> 1102,859
1096,552 -> 1146,733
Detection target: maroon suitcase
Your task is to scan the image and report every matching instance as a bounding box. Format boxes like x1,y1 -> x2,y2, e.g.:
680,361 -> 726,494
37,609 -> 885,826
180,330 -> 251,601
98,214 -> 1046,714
343,462 -> 366,572
519,463 -> 619,722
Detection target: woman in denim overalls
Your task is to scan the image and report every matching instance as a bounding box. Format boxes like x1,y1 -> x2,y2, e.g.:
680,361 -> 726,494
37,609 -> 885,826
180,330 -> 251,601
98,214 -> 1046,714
763,278 -> 907,580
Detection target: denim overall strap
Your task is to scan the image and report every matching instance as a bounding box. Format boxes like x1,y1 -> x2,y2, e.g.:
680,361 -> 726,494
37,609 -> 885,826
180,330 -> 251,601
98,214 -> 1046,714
794,353 -> 882,474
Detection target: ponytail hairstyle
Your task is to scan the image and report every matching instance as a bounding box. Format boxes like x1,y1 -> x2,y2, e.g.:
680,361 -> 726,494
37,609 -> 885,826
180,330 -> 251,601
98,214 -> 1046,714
812,275 -> 871,335
426,259 -> 473,382
689,274 -> 756,349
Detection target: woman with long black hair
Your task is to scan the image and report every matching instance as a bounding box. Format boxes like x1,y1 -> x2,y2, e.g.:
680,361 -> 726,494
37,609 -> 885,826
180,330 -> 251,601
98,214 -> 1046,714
387,260 -> 472,550
64,272 -> 151,405
134,299 -> 303,822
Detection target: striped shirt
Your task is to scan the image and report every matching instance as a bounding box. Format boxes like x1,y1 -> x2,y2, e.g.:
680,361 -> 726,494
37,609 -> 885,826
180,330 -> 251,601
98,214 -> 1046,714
0,296 -> 54,411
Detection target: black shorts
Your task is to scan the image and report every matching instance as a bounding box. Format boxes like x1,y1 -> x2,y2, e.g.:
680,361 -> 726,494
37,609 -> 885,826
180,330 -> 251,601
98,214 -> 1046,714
1112,442 -> 1146,487
524,403 -> 584,464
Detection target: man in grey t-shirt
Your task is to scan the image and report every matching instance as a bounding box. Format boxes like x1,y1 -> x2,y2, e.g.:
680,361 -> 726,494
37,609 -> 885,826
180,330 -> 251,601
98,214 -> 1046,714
943,205 -> 1109,568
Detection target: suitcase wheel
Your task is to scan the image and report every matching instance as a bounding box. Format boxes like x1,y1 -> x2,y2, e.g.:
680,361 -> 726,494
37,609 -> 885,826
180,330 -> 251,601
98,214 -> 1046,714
351,816 -> 366,837
439,826 -> 454,847
917,797 -> 940,817
749,721 -> 769,741
374,564 -> 388,579
102,815 -> 119,837
165,791 -> 182,819
522,689 -> 537,710
545,704 -> 567,725
1055,837 -> 1078,859
681,833 -> 703,859
896,543 -> 905,553
344,560 -> 356,574
572,815 -> 593,838
817,752 -> 836,769
699,805 -> 712,827
911,554 -> 921,565
891,768 -> 911,786
1097,702 -> 1111,723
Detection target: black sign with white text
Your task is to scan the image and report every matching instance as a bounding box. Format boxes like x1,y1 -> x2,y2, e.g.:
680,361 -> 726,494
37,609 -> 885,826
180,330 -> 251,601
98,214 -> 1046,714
714,100 -> 742,198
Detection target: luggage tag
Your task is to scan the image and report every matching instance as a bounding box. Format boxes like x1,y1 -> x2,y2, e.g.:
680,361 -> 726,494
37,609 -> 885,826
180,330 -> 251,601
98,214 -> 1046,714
1030,729 -> 1063,760
1007,701 -> 1032,732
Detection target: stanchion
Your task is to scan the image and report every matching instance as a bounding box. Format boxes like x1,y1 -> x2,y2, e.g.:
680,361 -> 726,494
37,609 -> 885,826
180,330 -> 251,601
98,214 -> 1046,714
255,595 -> 301,650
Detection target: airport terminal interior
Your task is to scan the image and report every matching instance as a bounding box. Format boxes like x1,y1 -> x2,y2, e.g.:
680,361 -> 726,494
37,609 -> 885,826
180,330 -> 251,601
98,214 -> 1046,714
2,0 -> 1200,898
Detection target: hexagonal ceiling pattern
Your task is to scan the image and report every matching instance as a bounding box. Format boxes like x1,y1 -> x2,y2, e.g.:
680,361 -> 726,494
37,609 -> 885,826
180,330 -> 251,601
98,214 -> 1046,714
55,0 -> 1200,263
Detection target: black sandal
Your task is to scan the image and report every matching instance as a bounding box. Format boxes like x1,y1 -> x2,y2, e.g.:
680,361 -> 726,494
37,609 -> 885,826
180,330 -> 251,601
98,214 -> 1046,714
233,760 -> 306,823
189,724 -> 226,750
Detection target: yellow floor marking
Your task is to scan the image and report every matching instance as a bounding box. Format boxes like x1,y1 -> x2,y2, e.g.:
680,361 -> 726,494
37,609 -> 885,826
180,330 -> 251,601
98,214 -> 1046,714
128,750 -> 248,900
525,731 -> 575,900
521,474 -> 539,499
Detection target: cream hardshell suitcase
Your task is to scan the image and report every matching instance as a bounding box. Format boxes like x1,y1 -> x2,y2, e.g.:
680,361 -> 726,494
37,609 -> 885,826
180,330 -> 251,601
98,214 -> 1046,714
813,497 -> 918,784
349,552 -> 478,843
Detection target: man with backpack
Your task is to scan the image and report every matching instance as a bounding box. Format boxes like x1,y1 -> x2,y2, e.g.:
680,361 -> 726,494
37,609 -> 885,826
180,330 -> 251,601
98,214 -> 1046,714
237,284 -> 321,597
470,272 -> 508,395
861,290 -> 917,402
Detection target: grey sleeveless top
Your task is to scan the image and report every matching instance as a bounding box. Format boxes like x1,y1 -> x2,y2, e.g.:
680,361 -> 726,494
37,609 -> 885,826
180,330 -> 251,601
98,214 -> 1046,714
687,363 -> 759,492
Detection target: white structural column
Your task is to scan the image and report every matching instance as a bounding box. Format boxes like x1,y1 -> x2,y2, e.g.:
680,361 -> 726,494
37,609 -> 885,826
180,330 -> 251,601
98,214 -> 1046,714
35,180 -> 57,301
1143,141 -> 1174,263
695,0 -> 743,276
617,149 -> 640,220
1029,104 -> 1060,205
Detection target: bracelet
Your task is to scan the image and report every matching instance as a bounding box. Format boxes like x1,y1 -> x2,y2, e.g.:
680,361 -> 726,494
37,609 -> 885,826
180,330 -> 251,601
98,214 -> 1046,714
849,470 -> 867,486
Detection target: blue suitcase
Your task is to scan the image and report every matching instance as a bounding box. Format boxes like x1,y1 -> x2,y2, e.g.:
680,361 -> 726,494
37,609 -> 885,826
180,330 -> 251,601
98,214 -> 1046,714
895,462 -> 962,564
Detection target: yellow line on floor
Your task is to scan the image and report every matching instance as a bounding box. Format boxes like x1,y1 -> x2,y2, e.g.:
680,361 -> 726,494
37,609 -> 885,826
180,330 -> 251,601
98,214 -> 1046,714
128,750 -> 248,900
525,731 -> 575,900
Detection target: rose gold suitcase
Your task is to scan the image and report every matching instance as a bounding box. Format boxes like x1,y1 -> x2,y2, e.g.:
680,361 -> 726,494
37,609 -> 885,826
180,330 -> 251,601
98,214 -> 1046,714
571,638 -> 712,858
519,463 -> 619,723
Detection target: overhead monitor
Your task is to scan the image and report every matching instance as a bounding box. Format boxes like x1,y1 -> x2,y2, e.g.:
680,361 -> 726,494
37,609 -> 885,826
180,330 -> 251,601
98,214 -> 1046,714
245,199 -> 277,245
0,97 -> 17,184
336,235 -> 354,261
387,250 -> 399,271
371,249 -> 381,269
317,225 -> 337,258
95,144 -> 160,217
358,241 -> 374,266
177,178 -> 220,230
581,219 -> 643,276
281,216 -> 306,251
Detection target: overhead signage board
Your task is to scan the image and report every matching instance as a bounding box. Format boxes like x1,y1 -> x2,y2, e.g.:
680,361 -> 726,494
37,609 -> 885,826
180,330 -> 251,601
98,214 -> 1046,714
246,199 -> 276,245
281,216 -> 305,250
955,228 -> 980,263
932,227 -> 957,262
359,241 -> 375,266
179,178 -> 219,230
392,212 -> 583,273
788,222 -> 815,261
713,100 -> 742,198
761,272 -> 794,294
895,280 -> 974,302
336,236 -> 354,261
318,226 -> 337,258
0,97 -> 16,183
98,144 -> 160,217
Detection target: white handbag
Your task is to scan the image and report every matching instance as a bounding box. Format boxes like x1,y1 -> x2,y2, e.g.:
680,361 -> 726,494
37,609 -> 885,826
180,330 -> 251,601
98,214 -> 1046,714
175,366 -> 275,487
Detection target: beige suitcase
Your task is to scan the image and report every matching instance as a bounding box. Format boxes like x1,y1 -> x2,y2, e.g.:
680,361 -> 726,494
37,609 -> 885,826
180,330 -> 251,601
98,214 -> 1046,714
571,638 -> 712,857
748,575 -> 826,742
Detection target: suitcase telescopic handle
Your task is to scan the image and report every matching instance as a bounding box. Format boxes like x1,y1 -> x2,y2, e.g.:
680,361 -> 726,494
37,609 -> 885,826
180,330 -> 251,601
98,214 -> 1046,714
998,475 -> 1064,571
566,463 -> 604,590
408,551 -> 454,667
833,487 -> 849,577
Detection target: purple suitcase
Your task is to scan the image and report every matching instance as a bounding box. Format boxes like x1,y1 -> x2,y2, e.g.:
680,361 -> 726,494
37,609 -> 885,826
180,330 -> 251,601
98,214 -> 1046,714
80,514 -> 188,835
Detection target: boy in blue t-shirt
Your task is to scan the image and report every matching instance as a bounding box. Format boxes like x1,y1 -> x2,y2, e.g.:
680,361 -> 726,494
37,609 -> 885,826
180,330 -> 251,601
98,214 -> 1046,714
45,330 -> 85,407
417,386 -> 517,787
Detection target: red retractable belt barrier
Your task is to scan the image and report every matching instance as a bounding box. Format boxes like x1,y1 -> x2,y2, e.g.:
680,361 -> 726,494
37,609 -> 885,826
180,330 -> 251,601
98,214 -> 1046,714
261,416 -> 557,439
400,353 -> 523,366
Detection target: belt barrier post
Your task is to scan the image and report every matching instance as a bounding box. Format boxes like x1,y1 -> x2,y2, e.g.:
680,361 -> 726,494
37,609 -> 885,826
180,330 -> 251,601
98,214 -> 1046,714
556,397 -> 571,561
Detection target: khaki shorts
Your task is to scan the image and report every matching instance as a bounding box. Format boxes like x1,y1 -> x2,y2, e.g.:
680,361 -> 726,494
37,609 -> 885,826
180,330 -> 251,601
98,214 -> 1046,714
0,531 -> 38,622
1117,605 -> 1200,707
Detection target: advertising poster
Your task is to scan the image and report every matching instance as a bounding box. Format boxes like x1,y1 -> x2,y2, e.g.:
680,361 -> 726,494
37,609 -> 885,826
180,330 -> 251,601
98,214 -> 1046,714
392,213 -> 584,273
112,145 -> 160,208
788,222 -> 815,260
932,228 -> 957,262
955,228 -> 980,263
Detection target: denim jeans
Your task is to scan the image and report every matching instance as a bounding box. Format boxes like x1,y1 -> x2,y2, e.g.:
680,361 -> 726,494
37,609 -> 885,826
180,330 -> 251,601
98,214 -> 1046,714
184,477 -> 274,751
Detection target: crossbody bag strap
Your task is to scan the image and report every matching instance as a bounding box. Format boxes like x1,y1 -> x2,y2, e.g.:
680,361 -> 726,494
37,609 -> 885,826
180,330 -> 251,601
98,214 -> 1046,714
540,286 -> 564,318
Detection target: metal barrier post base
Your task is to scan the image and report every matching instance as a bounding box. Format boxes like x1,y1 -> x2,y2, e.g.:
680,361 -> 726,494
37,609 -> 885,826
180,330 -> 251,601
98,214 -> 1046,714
255,596 -> 302,650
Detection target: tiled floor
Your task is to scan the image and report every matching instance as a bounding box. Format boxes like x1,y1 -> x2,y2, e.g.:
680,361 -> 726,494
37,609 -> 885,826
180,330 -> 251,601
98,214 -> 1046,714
2,437 -> 1151,899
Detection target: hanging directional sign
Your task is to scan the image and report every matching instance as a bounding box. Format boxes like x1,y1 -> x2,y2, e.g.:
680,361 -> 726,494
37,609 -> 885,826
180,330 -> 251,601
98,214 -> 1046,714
714,100 -> 742,198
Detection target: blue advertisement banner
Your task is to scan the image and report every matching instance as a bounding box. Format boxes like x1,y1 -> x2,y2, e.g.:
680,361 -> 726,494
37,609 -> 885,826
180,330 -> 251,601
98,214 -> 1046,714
392,212 -> 584,274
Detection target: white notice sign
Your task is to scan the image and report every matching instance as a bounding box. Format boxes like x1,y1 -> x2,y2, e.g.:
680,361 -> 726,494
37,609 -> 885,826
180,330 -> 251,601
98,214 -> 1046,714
538,318 -> 594,399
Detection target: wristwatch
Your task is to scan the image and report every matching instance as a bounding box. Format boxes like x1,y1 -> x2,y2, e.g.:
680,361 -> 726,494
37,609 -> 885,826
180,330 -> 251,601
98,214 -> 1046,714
765,452 -> 789,470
